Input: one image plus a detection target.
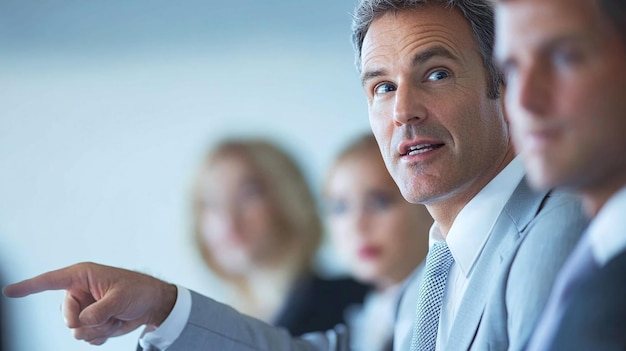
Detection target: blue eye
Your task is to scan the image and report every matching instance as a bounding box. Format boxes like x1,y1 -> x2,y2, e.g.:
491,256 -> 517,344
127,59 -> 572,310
374,82 -> 397,94
366,193 -> 393,212
239,181 -> 263,200
427,70 -> 450,81
553,48 -> 583,67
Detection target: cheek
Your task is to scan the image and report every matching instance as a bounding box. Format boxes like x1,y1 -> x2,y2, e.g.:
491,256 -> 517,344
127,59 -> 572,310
554,84 -> 603,152
388,224 -> 415,250
370,210 -> 408,243
242,205 -> 274,235
385,208 -> 425,242
369,104 -> 392,143
509,115 -> 529,152
556,59 -> 621,122
201,213 -> 223,242
504,82 -> 525,122
556,83 -> 587,115
328,216 -> 349,237
329,218 -> 359,253
369,120 -> 385,149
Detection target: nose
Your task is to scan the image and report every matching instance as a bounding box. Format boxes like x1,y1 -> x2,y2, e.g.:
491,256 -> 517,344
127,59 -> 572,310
353,208 -> 370,237
218,203 -> 241,231
515,62 -> 552,115
393,83 -> 427,126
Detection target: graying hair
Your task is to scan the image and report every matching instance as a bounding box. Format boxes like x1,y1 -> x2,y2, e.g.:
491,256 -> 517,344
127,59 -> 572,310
351,0 -> 503,99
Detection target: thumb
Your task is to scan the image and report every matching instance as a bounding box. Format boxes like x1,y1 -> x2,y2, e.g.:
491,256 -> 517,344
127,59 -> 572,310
78,292 -> 122,326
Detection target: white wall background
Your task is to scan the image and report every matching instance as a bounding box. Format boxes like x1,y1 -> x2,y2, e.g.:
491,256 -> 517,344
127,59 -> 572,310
0,1 -> 371,350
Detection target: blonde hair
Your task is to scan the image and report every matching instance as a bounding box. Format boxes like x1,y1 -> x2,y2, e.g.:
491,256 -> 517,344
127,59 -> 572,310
192,139 -> 322,286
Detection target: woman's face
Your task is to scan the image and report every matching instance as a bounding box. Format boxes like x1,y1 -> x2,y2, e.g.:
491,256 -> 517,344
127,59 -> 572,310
198,155 -> 283,275
325,150 -> 432,288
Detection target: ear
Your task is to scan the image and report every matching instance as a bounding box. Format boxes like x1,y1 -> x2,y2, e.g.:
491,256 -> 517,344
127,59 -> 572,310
499,84 -> 509,125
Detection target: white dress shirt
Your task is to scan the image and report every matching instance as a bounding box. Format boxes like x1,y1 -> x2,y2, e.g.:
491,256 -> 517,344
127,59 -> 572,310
434,157 -> 525,350
588,185 -> 626,266
139,285 -> 192,351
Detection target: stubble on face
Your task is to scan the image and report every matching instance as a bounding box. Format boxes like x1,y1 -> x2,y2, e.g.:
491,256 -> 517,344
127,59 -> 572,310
361,7 -> 513,228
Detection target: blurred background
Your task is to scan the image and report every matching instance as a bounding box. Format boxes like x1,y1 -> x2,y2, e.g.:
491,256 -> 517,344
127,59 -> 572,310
0,0 -> 371,349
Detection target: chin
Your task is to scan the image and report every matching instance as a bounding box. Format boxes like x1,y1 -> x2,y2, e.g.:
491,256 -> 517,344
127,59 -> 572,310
524,158 -> 564,191
526,173 -> 553,191
397,181 -> 429,204
354,270 -> 381,285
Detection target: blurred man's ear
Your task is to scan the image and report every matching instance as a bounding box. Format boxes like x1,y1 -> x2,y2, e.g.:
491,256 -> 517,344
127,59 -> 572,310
499,83 -> 509,124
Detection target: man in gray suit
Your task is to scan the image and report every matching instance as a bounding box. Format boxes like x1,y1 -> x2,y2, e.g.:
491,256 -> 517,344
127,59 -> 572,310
493,0 -> 626,350
2,1 -> 587,350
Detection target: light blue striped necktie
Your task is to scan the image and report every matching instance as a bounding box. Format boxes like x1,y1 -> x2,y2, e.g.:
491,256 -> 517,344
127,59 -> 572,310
410,242 -> 454,351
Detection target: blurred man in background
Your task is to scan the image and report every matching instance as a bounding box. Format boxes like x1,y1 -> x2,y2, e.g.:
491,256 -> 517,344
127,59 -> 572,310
494,0 -> 626,349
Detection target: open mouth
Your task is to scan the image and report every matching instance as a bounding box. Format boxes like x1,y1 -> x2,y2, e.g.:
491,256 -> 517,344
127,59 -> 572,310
404,143 -> 444,156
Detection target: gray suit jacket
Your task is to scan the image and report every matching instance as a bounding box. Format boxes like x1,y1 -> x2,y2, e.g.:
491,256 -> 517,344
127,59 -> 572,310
445,179 -> 587,351
165,178 -> 588,351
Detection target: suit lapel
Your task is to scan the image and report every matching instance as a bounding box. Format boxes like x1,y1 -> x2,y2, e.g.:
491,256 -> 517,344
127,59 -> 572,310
445,178 -> 550,350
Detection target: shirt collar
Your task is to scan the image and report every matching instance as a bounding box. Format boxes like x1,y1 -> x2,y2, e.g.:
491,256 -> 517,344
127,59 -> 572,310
430,156 -> 525,277
589,185 -> 626,266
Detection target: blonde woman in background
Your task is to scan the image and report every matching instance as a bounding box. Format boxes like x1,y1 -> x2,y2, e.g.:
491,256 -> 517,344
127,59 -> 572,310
324,133 -> 432,351
193,138 -> 369,336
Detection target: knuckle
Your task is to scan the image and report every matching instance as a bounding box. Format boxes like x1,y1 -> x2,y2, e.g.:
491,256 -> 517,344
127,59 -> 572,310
72,319 -> 118,341
88,337 -> 107,346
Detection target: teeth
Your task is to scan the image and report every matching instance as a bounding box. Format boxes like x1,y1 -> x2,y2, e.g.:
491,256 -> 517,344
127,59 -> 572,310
408,144 -> 432,151
407,144 -> 435,155
409,147 -> 433,155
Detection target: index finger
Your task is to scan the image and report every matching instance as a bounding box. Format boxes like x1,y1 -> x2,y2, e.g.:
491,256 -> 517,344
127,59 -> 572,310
3,266 -> 75,298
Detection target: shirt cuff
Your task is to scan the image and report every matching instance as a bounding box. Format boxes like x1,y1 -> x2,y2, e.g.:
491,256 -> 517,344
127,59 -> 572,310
138,285 -> 192,351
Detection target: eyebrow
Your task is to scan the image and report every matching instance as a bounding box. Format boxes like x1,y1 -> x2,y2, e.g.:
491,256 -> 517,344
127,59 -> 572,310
361,46 -> 460,86
495,34 -> 587,69
540,34 -> 587,52
414,46 -> 458,65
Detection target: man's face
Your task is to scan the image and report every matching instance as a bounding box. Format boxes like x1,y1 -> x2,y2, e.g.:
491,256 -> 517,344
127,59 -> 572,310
360,6 -> 510,207
495,0 -> 626,194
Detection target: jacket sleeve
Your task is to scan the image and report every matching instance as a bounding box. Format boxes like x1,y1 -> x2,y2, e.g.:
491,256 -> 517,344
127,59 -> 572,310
165,290 -> 351,351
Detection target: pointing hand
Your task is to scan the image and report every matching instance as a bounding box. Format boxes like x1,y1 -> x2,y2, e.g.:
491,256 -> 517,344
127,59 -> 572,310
3,262 -> 177,345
